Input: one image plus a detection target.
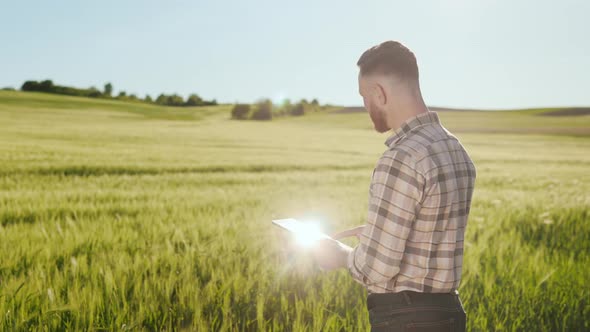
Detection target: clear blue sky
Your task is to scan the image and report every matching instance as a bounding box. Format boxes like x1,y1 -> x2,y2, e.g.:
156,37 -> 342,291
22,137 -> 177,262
2,0 -> 589,109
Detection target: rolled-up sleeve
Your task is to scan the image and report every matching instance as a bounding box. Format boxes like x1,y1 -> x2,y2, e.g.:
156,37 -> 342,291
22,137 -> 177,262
348,149 -> 424,286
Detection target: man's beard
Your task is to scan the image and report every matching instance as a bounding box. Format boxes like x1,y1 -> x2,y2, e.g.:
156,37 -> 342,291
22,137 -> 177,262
367,101 -> 390,133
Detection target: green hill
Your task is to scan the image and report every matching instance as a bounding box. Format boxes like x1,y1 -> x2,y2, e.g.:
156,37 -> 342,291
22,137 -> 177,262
0,90 -> 231,121
2,90 -> 588,136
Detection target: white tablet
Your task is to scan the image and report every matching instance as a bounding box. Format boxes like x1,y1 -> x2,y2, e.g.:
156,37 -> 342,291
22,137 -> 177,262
272,218 -> 331,247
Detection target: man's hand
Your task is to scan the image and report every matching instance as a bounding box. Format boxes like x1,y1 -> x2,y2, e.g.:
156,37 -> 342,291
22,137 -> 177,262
331,225 -> 366,241
312,238 -> 353,271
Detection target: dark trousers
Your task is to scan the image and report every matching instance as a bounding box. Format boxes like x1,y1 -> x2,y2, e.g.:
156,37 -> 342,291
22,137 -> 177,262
367,290 -> 466,332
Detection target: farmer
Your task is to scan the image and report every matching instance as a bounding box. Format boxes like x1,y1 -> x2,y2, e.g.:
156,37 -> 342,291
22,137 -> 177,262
313,41 -> 476,331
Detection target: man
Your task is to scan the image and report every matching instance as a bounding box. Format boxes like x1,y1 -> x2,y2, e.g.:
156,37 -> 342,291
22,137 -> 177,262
313,41 -> 476,331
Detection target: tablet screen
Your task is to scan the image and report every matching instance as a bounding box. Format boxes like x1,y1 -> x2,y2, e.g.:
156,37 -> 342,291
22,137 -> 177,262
272,218 -> 330,247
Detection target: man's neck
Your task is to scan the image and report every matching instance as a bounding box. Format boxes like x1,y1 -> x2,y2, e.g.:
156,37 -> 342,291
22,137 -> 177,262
386,98 -> 429,132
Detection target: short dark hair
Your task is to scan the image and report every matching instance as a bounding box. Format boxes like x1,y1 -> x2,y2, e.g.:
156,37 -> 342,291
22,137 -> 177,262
357,41 -> 419,82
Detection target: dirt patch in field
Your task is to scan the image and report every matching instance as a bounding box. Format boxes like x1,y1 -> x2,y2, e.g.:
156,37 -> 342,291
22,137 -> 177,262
538,108 -> 590,116
331,107 -> 590,116
450,127 -> 590,136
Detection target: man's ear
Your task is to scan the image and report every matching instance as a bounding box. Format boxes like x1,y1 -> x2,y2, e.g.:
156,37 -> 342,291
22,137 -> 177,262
373,82 -> 387,106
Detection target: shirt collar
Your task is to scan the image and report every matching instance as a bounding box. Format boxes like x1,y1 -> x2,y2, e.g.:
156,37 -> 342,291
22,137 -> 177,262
384,111 -> 440,147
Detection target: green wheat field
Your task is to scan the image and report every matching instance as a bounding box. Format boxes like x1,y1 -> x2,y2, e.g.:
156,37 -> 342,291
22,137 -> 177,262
0,91 -> 589,331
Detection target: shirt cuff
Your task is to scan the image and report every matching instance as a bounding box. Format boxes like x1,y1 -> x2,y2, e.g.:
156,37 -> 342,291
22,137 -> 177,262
347,246 -> 366,285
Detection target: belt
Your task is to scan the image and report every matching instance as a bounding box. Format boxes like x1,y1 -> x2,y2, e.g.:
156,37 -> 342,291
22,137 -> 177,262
367,290 -> 461,310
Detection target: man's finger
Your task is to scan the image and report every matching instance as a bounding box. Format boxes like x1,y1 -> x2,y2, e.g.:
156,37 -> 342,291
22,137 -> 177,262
331,229 -> 357,240
331,225 -> 365,240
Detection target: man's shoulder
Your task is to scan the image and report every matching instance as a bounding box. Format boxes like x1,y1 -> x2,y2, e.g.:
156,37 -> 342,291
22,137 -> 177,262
388,123 -> 446,157
383,123 -> 463,174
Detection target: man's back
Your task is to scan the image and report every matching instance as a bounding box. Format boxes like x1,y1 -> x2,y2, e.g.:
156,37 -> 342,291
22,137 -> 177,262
349,111 -> 476,293
391,111 -> 476,293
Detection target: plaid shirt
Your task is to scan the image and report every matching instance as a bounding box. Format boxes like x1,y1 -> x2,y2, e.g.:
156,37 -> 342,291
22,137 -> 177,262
347,111 -> 476,293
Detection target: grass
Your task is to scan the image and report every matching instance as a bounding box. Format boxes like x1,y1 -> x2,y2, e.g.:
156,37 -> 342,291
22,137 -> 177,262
0,91 -> 589,331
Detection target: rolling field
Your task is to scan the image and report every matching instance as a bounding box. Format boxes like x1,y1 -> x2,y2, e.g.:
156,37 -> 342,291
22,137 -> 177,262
0,91 -> 589,331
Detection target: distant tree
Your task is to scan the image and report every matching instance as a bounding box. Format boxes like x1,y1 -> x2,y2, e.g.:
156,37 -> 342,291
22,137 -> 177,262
251,99 -> 273,120
155,93 -> 184,106
88,86 -> 101,98
156,94 -> 167,104
275,99 -> 291,116
16,79 -> 214,107
21,81 -> 40,91
231,104 -> 251,119
39,80 -> 54,92
308,98 -> 320,112
1,87 -> 15,91
167,94 -> 184,106
185,93 -> 203,106
199,99 -> 217,106
104,83 -> 113,97
290,103 -> 305,116
21,79 -> 102,98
